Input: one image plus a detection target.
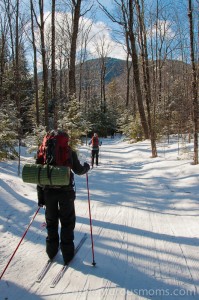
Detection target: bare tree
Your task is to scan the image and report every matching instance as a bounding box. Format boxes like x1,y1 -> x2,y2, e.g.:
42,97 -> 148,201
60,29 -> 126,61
67,0 -> 94,100
68,0 -> 82,99
94,35 -> 112,113
188,0 -> 198,164
77,17 -> 93,104
30,0 -> 40,126
0,11 -> 8,104
38,0 -> 49,130
56,12 -> 72,105
51,0 -> 58,129
15,0 -> 22,175
135,0 -> 157,157
98,0 -> 149,139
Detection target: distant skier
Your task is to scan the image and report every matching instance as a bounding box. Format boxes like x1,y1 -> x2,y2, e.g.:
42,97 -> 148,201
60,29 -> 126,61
89,133 -> 102,168
111,129 -> 115,139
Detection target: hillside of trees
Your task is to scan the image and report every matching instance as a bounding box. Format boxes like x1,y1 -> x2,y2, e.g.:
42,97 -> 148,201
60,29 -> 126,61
0,0 -> 198,164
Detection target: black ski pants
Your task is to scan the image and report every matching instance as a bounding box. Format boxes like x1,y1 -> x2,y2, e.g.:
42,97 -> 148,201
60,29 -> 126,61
44,188 -> 76,262
91,149 -> 99,166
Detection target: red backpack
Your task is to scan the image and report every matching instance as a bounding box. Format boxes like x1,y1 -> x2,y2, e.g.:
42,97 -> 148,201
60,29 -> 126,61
92,136 -> 99,147
37,131 -> 72,167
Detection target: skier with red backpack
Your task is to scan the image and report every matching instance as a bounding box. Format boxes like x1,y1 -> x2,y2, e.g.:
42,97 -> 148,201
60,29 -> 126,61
36,130 -> 90,265
89,133 -> 102,168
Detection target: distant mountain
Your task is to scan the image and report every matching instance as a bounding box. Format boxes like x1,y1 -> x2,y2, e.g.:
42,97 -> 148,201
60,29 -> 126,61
106,57 -> 126,82
80,57 -> 126,83
37,57 -> 190,87
37,57 -> 126,84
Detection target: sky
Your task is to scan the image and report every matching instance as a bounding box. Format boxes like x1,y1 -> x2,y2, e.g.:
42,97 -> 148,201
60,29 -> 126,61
32,0 -> 127,69
26,0 -> 195,69
0,135 -> 199,299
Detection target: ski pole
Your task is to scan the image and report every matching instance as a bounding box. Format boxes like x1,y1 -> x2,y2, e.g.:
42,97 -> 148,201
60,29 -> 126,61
0,206 -> 40,280
86,172 -> 96,266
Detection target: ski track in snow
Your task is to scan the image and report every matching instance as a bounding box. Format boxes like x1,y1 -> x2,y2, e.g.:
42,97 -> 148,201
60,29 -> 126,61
0,137 -> 199,299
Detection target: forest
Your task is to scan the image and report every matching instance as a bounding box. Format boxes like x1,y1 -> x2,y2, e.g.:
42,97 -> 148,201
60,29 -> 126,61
0,0 -> 198,163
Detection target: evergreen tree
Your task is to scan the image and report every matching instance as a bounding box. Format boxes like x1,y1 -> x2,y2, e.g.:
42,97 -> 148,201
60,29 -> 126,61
119,111 -> 143,141
1,42 -> 33,135
25,125 -> 47,157
13,43 -> 34,134
58,98 -> 90,149
0,110 -> 18,159
87,102 -> 117,137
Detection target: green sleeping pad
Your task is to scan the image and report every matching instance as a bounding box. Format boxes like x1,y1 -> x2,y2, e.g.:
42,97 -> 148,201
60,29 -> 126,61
22,164 -> 70,186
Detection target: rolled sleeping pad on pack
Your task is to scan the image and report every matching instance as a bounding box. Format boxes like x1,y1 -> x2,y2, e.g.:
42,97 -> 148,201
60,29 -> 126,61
22,164 -> 70,186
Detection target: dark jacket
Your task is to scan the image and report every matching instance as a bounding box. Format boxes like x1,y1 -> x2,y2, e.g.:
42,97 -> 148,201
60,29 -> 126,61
71,150 -> 88,175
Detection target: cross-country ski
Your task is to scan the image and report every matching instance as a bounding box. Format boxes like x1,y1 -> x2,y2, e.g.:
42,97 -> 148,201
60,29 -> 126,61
50,233 -> 87,288
36,259 -> 53,283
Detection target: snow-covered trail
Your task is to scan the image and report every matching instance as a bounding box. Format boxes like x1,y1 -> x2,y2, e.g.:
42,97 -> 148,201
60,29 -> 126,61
0,137 -> 199,299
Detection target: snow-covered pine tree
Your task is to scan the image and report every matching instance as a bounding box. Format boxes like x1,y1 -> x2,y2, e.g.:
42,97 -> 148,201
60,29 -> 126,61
58,97 -> 90,149
86,102 -> 117,137
118,111 -> 143,141
0,110 -> 18,160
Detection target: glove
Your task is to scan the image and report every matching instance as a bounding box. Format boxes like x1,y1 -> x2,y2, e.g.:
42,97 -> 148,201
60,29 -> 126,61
37,185 -> 45,207
84,162 -> 90,172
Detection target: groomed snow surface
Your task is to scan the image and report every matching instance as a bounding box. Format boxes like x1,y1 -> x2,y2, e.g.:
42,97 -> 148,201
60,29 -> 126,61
0,136 -> 199,299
